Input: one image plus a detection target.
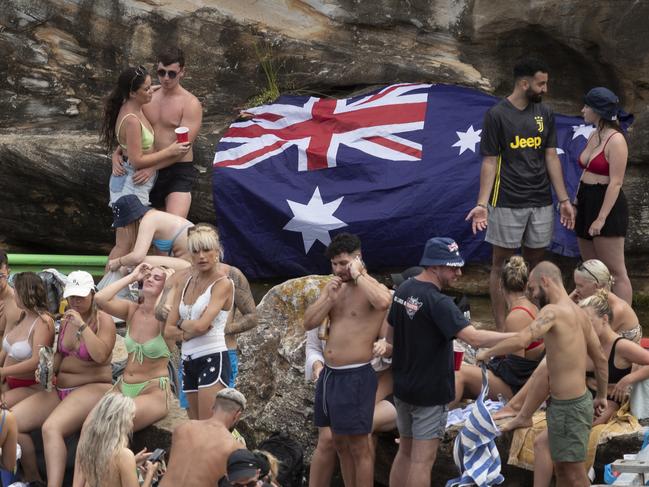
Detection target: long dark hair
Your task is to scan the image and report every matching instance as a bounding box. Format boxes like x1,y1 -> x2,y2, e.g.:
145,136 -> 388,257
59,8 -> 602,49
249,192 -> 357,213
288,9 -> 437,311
596,118 -> 624,145
100,66 -> 148,150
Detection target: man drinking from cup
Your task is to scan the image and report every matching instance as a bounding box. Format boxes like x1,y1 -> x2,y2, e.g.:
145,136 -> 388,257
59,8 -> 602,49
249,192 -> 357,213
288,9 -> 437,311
113,47 -> 202,218
386,237 -> 515,487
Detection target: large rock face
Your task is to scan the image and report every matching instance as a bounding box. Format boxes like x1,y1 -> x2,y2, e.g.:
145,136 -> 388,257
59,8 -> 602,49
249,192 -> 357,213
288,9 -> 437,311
2,0 -> 649,262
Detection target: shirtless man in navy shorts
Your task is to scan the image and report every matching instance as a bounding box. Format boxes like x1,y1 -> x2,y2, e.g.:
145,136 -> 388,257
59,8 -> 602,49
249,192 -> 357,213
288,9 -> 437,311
304,233 -> 392,487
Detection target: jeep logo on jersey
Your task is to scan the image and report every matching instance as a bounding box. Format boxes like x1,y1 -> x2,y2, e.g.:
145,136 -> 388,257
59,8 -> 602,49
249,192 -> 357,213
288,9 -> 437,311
535,115 -> 544,133
405,296 -> 423,319
509,135 -> 542,149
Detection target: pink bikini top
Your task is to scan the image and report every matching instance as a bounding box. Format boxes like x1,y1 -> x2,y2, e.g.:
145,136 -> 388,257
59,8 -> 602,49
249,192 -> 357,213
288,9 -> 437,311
578,133 -> 618,177
57,319 -> 92,362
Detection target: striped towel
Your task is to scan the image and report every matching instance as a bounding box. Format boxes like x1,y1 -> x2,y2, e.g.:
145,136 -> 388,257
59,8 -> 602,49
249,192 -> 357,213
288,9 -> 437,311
446,365 -> 505,487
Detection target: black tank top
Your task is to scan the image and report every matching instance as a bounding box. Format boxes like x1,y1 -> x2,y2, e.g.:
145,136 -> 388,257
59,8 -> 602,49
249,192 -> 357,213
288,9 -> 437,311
608,337 -> 633,383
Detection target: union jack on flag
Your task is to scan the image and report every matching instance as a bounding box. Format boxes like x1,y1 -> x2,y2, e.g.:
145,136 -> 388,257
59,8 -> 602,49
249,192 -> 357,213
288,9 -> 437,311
214,83 -> 430,171
213,84 -> 602,279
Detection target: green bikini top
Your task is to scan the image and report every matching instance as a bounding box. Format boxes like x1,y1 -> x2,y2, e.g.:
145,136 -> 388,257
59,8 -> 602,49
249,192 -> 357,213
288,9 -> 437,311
116,113 -> 154,151
124,326 -> 171,364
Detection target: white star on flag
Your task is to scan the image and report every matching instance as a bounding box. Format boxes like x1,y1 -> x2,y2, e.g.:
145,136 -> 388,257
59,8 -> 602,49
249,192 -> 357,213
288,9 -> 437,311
557,148 -> 565,155
452,125 -> 482,155
284,187 -> 348,253
572,124 -> 595,140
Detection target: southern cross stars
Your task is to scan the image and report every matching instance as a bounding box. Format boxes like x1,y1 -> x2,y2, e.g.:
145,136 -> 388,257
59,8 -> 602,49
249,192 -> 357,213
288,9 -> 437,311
283,187 -> 348,253
452,125 -> 482,155
572,124 -> 596,140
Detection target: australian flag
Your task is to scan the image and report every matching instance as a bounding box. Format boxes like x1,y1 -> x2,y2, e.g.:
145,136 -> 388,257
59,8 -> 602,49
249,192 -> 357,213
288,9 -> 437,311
213,83 -> 621,279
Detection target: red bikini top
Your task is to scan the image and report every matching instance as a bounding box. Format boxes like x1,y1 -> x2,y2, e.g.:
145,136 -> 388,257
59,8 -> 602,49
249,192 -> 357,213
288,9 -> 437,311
578,133 -> 619,177
510,306 -> 543,351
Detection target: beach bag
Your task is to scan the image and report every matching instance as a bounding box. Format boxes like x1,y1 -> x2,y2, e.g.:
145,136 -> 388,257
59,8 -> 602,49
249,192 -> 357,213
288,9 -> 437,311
37,271 -> 66,314
257,432 -> 305,487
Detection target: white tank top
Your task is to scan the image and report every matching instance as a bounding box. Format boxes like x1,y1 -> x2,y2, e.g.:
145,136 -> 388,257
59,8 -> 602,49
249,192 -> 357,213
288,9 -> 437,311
179,275 -> 234,359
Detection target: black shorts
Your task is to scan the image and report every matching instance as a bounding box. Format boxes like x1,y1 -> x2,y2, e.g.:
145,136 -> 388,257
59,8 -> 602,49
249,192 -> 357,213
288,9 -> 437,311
314,363 -> 377,435
575,183 -> 628,240
150,162 -> 198,209
182,351 -> 231,392
486,354 -> 540,393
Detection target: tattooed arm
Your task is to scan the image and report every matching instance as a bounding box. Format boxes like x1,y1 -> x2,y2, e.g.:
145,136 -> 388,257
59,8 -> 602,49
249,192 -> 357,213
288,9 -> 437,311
476,308 -> 557,361
224,266 -> 257,336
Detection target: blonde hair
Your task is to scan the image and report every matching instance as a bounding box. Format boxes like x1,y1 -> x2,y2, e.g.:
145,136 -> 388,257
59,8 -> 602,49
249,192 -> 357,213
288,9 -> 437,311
575,259 -> 614,290
253,449 -> 281,483
501,255 -> 529,293
579,288 -> 613,321
187,223 -> 223,258
77,393 -> 136,486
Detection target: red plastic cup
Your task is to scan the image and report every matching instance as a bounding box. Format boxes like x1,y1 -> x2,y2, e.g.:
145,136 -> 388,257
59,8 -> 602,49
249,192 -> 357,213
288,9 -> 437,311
175,126 -> 189,143
454,350 -> 464,371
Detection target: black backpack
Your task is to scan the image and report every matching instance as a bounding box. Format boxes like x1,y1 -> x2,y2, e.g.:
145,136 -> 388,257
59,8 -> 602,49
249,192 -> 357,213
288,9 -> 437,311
257,432 -> 305,487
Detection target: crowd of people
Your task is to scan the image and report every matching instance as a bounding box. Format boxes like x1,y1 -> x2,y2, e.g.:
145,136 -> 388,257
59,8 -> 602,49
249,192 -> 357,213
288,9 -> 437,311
305,57 -> 636,487
0,48 -> 637,487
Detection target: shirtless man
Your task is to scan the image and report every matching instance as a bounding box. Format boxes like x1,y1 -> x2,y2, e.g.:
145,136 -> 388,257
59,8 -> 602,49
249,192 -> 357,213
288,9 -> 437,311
0,251 -> 21,337
303,233 -> 392,487
159,388 -> 246,487
477,261 -> 608,487
113,47 -> 202,218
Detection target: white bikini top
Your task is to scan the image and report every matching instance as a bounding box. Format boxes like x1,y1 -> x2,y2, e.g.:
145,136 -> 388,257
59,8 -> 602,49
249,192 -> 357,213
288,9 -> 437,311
179,276 -> 234,358
2,317 -> 39,361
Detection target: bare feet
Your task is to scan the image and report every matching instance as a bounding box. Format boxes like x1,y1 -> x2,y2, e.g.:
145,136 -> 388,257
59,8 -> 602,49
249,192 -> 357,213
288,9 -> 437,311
499,414 -> 533,432
492,404 -> 518,420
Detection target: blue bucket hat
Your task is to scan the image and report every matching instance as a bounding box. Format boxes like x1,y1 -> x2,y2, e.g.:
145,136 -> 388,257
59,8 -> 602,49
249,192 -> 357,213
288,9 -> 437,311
419,237 -> 464,267
111,194 -> 150,228
584,87 -> 620,121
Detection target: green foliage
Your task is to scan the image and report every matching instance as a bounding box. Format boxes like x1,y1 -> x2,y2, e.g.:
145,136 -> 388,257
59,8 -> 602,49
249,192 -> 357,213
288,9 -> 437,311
246,43 -> 280,108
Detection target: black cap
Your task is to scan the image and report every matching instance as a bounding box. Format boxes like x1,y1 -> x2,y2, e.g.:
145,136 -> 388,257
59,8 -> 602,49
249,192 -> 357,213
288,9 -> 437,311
390,266 -> 424,287
227,449 -> 259,482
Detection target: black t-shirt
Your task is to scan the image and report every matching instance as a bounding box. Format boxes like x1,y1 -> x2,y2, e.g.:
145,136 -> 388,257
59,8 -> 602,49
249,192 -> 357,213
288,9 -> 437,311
480,99 -> 557,208
388,278 -> 469,407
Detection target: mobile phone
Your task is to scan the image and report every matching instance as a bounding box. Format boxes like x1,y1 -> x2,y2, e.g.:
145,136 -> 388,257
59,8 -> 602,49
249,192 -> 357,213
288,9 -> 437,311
148,448 -> 165,463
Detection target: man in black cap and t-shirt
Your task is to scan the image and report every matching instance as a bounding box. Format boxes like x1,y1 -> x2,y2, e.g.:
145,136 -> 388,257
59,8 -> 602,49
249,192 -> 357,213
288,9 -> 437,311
386,237 -> 515,487
466,58 -> 575,331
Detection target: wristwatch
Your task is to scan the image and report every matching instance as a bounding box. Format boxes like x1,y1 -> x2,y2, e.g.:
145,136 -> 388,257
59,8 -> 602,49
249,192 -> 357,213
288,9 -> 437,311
76,323 -> 87,340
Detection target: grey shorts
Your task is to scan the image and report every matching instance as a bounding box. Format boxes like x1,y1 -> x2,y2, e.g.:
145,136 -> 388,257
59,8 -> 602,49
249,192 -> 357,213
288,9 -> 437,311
486,204 -> 553,249
394,397 -> 447,440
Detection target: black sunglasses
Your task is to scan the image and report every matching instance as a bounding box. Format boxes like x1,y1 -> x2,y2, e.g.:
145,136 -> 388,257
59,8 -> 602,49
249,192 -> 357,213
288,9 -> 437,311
577,261 -> 599,284
130,65 -> 147,92
157,68 -> 179,79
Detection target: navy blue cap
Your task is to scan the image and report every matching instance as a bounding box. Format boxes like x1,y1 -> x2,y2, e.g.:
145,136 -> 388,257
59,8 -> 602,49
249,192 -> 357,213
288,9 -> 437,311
584,87 -> 620,121
419,237 -> 464,267
111,194 -> 150,228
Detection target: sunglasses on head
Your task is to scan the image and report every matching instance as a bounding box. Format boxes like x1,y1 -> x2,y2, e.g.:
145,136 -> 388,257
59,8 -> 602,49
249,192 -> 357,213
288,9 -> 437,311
130,65 -> 147,92
577,261 -> 599,284
157,68 -> 179,79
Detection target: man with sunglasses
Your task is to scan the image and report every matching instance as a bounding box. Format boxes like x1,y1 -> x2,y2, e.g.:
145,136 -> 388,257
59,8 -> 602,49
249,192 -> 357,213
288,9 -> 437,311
0,251 -> 21,337
113,47 -> 202,218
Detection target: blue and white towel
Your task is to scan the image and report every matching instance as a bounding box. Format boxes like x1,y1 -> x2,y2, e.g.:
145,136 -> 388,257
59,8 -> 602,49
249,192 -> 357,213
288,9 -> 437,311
446,365 -> 505,487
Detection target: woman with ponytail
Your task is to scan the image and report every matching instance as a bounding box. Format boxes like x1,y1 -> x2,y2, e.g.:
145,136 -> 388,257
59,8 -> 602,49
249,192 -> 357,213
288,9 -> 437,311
574,87 -> 632,304
102,66 -> 190,263
451,256 -> 541,407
